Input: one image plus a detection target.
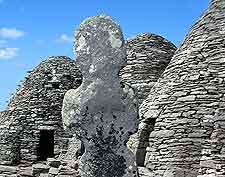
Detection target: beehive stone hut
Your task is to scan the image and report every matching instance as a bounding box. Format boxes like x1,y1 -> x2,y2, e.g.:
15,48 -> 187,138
139,0 -> 225,176
119,33 -> 177,105
119,34 -> 177,165
0,56 -> 82,165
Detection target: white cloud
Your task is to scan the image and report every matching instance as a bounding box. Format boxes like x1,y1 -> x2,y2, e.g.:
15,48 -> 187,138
0,28 -> 25,39
0,47 -> 19,59
56,34 -> 73,44
0,40 -> 7,47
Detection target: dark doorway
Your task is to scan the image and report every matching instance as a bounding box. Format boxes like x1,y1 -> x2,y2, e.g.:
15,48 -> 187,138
38,130 -> 54,161
136,118 -> 156,166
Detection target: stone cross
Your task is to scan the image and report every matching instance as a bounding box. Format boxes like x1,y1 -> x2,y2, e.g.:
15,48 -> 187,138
62,15 -> 139,177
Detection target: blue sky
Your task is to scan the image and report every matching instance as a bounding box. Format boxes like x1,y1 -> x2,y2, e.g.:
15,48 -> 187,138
0,0 -> 210,111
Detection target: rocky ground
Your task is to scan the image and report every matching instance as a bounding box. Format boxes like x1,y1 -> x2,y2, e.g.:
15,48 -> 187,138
0,158 -> 80,177
0,162 -> 154,177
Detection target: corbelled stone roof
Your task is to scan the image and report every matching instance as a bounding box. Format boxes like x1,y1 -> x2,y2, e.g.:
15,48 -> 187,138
0,56 -> 82,164
1,56 -> 82,125
119,33 -> 177,105
119,33 -> 176,167
139,0 -> 225,176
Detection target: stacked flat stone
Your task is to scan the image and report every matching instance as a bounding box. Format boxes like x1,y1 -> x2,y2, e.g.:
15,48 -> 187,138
119,34 -> 176,166
0,158 -> 80,177
0,56 -> 82,165
120,33 -> 177,105
139,0 -> 225,176
62,15 -> 139,177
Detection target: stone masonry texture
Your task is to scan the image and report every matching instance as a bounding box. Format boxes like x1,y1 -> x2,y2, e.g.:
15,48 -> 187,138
139,0 -> 225,176
120,33 -> 177,105
1,1 -> 225,176
0,56 -> 82,165
119,33 -> 176,166
62,15 -> 139,177
0,31 -> 176,177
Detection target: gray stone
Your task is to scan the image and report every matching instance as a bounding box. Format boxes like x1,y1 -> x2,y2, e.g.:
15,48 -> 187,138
32,164 -> 49,170
0,56 -> 82,164
139,0 -> 225,176
47,158 -> 61,168
32,163 -> 50,175
39,173 -> 49,177
138,167 -> 153,177
0,165 -> 17,173
19,167 -> 33,176
150,130 -> 175,138
63,135 -> 84,160
49,167 -> 59,175
119,33 -> 176,105
62,15 -> 138,177
177,95 -> 196,102
67,160 -> 79,170
119,34 -> 176,160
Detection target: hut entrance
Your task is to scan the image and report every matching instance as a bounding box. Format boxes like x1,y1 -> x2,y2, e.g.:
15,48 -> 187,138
38,130 -> 54,161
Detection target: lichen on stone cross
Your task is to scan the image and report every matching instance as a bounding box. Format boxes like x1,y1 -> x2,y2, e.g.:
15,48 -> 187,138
62,15 -> 139,177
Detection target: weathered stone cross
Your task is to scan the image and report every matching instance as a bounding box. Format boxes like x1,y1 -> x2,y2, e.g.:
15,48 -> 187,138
62,15 -> 139,177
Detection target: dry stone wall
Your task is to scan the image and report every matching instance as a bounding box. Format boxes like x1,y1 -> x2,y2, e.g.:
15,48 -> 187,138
0,56 -> 82,165
0,32 -> 177,176
120,33 -> 177,105
1,2 -> 224,176
119,34 -> 176,166
0,158 -> 80,177
139,0 -> 225,176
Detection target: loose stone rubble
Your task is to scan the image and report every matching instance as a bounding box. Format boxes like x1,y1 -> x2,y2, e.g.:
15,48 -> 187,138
139,0 -> 225,176
0,56 -> 82,165
0,157 -> 80,177
62,15 -> 139,177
